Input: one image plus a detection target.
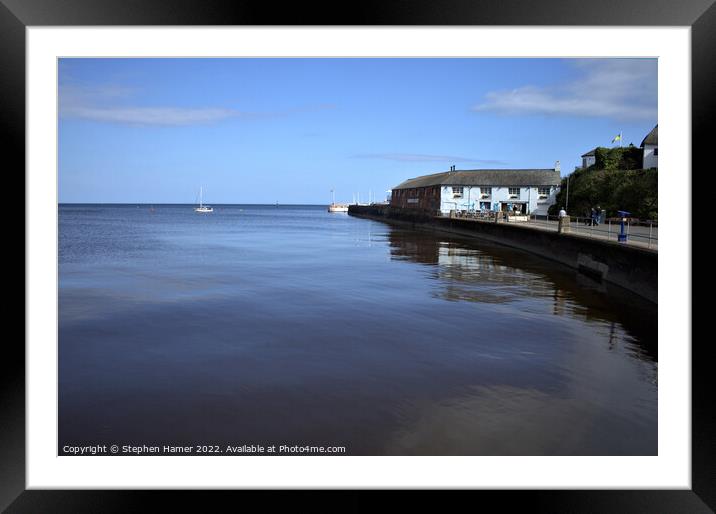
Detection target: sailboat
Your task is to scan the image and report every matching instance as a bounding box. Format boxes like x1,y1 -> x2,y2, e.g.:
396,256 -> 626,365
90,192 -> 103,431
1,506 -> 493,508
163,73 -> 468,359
328,189 -> 349,213
194,187 -> 213,213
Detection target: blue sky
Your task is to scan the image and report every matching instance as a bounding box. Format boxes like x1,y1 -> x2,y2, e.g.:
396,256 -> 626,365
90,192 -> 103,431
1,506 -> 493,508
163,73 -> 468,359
59,58 -> 657,204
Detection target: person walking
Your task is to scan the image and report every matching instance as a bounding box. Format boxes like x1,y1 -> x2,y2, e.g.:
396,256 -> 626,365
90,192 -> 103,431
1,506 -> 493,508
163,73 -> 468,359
595,205 -> 601,226
590,207 -> 596,226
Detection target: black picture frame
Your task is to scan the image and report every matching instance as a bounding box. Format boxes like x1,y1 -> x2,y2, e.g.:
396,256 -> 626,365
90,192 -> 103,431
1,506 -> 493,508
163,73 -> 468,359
4,0 -> 712,511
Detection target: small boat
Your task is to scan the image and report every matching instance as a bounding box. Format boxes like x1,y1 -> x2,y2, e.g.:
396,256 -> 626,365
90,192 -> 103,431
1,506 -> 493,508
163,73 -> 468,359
328,189 -> 349,213
194,187 -> 213,213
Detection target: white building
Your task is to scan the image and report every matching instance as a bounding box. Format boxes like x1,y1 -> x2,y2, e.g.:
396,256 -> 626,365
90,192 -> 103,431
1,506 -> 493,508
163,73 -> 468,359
580,148 -> 597,169
641,125 -> 658,169
390,167 -> 562,216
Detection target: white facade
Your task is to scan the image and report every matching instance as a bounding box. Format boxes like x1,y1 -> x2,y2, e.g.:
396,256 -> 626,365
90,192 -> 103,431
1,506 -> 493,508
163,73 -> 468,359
643,144 -> 658,168
640,125 -> 658,169
438,184 -> 559,216
582,154 -> 596,168
580,148 -> 596,169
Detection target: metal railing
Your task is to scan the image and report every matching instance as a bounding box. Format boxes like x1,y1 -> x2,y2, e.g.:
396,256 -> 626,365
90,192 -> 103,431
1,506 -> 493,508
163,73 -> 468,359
446,209 -> 500,221
438,210 -> 658,249
527,213 -> 658,249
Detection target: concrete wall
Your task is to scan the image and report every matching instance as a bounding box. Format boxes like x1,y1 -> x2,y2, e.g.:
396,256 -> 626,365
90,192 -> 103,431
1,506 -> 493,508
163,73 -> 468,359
348,204 -> 657,303
643,144 -> 658,169
438,185 -> 559,216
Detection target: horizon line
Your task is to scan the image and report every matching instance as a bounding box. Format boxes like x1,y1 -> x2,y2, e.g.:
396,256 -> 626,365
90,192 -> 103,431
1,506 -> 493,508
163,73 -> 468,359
57,202 -> 365,205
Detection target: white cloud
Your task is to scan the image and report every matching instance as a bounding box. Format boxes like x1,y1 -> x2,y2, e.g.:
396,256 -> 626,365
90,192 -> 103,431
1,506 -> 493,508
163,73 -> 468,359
473,59 -> 657,121
62,105 -> 239,125
59,82 -> 335,126
59,83 -> 241,126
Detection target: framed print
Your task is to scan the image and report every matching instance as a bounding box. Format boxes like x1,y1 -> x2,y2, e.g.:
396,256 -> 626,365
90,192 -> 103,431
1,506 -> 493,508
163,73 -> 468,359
4,0 -> 713,511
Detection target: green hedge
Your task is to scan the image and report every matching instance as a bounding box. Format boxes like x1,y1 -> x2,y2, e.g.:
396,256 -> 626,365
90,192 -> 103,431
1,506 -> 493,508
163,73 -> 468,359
594,146 -> 643,170
548,167 -> 657,221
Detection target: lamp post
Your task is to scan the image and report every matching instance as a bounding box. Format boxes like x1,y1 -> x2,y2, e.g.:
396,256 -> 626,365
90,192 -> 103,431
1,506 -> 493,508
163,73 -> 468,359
565,174 -> 570,213
617,210 -> 631,242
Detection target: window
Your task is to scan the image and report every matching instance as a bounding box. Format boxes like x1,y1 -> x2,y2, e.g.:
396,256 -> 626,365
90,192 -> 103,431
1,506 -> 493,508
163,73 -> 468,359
654,148 -> 658,156
508,187 -> 520,197
452,186 -> 463,198
481,187 -> 492,196
538,187 -> 550,196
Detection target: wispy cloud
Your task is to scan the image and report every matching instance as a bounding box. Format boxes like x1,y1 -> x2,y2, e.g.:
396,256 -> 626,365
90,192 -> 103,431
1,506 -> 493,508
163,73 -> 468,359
472,59 -> 657,121
62,105 -> 240,125
59,83 -> 241,126
59,83 -> 334,126
354,153 -> 507,165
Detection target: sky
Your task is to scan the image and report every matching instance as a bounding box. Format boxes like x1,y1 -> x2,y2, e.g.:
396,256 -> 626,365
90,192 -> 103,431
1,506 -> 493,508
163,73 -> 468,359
58,58 -> 657,204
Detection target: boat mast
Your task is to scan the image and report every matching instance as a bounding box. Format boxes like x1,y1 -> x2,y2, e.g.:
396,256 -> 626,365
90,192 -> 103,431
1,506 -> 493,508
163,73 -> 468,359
199,186 -> 203,208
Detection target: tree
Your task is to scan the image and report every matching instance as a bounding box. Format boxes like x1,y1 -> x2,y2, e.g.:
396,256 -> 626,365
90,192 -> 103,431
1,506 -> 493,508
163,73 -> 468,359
593,146 -> 643,170
549,168 -> 657,220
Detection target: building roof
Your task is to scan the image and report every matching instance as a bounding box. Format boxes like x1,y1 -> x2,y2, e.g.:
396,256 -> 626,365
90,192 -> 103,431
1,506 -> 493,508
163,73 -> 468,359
393,169 -> 562,190
640,125 -> 658,147
581,148 -> 597,157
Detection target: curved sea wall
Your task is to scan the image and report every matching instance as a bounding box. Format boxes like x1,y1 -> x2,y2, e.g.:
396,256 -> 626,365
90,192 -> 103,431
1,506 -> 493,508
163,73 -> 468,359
349,204 -> 657,303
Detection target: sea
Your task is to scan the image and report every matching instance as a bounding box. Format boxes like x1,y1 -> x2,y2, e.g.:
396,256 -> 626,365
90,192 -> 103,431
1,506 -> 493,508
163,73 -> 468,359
58,204 -> 657,455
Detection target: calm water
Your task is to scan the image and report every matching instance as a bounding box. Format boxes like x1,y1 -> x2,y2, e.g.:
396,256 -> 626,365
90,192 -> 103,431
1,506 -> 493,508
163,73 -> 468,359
59,204 -> 657,455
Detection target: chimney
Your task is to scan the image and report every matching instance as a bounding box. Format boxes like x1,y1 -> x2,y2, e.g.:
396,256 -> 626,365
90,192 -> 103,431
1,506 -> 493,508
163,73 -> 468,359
554,161 -> 561,173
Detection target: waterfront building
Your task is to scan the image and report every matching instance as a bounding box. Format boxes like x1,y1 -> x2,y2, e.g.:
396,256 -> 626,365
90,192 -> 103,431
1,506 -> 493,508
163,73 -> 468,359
390,166 -> 562,216
641,125 -> 658,169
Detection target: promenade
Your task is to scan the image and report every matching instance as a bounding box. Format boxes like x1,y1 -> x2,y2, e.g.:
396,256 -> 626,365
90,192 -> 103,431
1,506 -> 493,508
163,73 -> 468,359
444,213 -> 658,251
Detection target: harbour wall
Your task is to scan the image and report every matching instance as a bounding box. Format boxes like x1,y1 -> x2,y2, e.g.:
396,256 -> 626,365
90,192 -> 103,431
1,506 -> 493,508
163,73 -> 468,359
348,204 -> 657,303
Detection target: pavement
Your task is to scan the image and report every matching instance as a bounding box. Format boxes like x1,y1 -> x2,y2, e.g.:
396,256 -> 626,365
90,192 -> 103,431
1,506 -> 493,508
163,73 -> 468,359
444,215 -> 658,251
526,218 -> 658,250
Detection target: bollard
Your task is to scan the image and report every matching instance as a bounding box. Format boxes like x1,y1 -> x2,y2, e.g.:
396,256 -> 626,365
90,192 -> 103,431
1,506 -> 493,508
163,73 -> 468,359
558,215 -> 571,234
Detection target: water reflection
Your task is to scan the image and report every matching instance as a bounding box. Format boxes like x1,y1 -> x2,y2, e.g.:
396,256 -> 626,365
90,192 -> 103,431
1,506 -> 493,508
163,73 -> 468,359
387,227 -> 657,363
59,206 -> 657,456
388,383 -> 655,455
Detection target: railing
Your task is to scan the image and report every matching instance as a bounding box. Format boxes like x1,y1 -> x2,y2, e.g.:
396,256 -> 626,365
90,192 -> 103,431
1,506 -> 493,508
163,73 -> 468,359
438,210 -> 658,249
527,213 -> 658,249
